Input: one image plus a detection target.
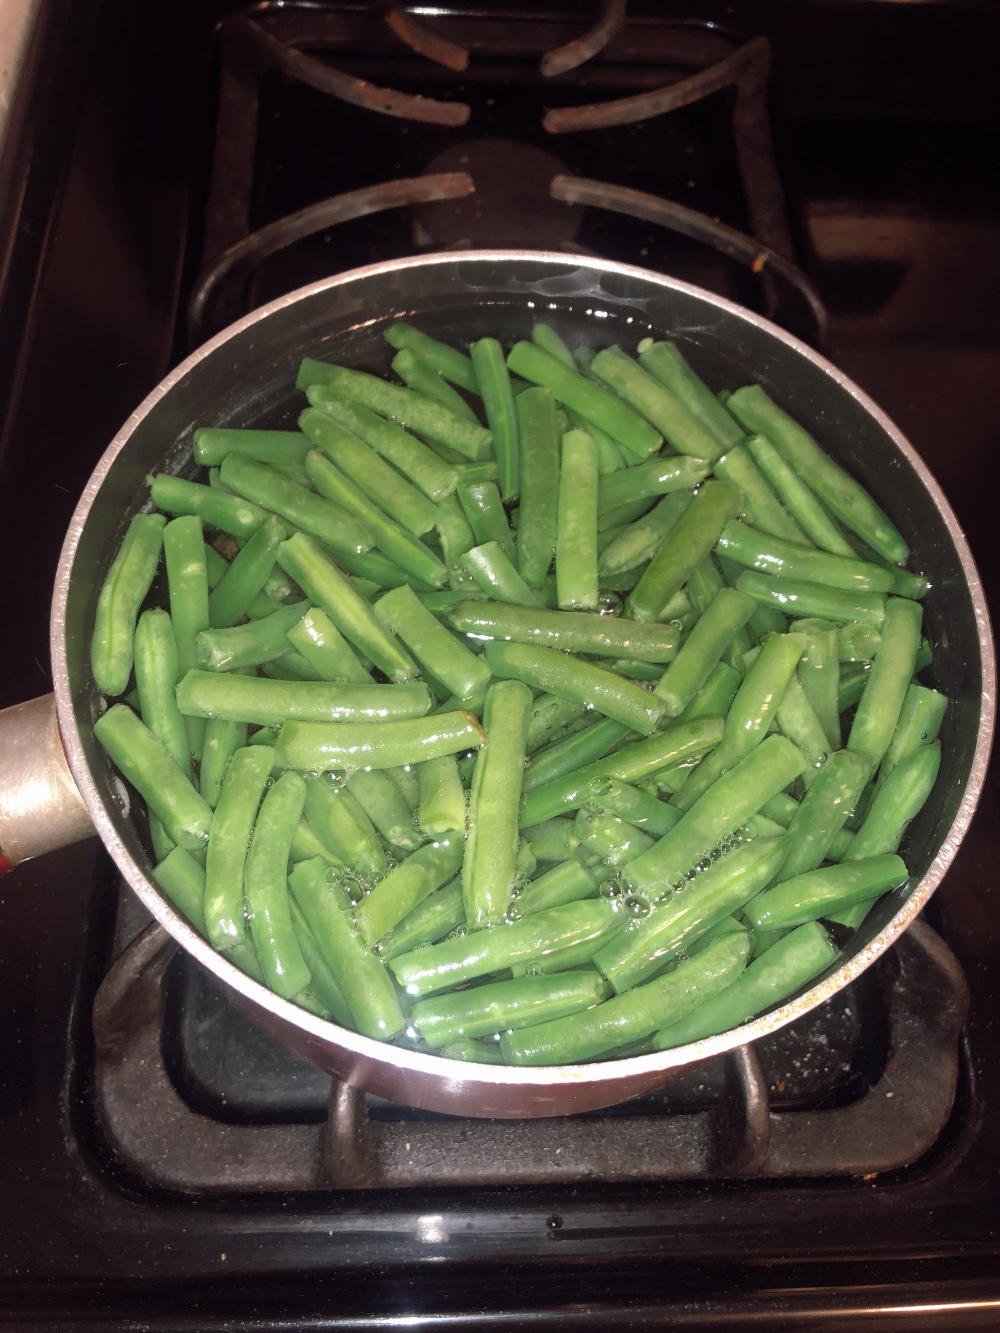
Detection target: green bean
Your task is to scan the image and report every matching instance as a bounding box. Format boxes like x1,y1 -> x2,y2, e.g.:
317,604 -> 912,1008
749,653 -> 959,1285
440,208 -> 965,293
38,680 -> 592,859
91,512 -> 166,697
355,835 -> 465,948
288,857 -> 405,1040
500,929 -> 748,1065
506,340 -> 662,460
778,749 -> 874,879
595,837 -> 786,993
585,776 -> 681,838
414,754 -> 466,837
627,480 -> 742,622
286,607 -> 372,685
598,496 -> 659,534
346,768 -> 423,853
463,679 -> 533,928
243,770 -> 311,998
378,878 -> 465,960
273,710 -> 485,773
384,321 -> 479,392
836,621 -> 882,663
597,454 -> 711,517
525,693 -> 590,753
743,434 -> 854,556
193,600 -> 308,671
514,860 -> 601,917
153,845 -> 208,932
848,743 -> 941,860
651,921 -> 838,1049
520,716 -> 724,827
276,533 -> 417,682
459,540 -> 545,607
795,619 -> 841,750
193,428 -> 309,480
457,479 -> 515,561
178,672 -> 433,731
673,633 -> 806,810
521,816 -> 577,864
564,406 -> 625,474
654,587 -> 755,718
412,970 -> 609,1050
716,520 -> 894,593
598,492 -> 694,578
306,390 -> 458,501
589,345 -> 724,460
714,444 -> 809,544
847,597 -> 923,767
303,449 -> 447,589
879,684 -> 947,782
634,340 -> 742,449
727,385 -> 909,564
202,744 -> 274,950
292,816 -> 344,868
297,360 -> 492,460
389,899 -> 619,998
218,453 -> 374,559
95,702 -> 214,853
133,609 -> 189,774
484,640 -> 667,735
288,900 -> 354,1026
675,661 -> 742,725
470,336 -> 519,500
207,515 -> 287,628
555,427 -> 599,611
303,775 -> 386,880
515,385 -> 561,587
449,600 -> 679,664
199,717 -> 248,807
748,853 -> 908,931
530,322 -> 576,369
622,734 -> 806,898
773,670 -> 831,784
734,569 -> 886,627
572,809 -> 655,869
524,717 -> 631,793
260,647 -> 329,683
441,1038 -> 506,1063
299,407 -> 438,536
838,662 -> 870,713
149,474 -> 268,541
377,584 -> 491,702
391,346 -> 481,424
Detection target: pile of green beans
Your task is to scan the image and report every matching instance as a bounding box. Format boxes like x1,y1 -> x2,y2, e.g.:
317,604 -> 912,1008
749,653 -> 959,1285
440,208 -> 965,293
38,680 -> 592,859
90,317 -> 946,1069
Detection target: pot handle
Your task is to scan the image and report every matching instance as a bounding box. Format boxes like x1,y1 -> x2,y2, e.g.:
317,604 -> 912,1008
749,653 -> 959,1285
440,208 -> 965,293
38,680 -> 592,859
0,693 -> 95,871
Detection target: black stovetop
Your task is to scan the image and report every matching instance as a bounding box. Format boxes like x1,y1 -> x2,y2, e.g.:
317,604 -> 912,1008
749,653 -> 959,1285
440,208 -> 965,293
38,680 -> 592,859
1,1 -> 999,1328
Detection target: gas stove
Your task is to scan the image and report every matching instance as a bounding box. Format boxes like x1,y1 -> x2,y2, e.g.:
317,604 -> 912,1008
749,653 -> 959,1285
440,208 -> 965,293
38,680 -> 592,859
1,2 -> 999,1327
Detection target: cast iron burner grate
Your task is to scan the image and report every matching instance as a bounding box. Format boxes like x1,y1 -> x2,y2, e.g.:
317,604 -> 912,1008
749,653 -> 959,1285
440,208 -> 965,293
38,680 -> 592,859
188,2 -> 822,346
89,904 -> 968,1193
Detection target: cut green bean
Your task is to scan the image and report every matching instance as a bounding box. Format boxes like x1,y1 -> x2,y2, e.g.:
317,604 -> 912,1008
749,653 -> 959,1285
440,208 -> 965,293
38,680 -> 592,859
391,346 -> 481,424
153,846 -> 207,932
585,776 -> 682,838
597,454 -> 711,517
572,809 -> 655,869
595,837 -> 786,993
848,743 -> 941,860
91,512 -> 166,697
286,607 -> 372,685
714,443 -> 809,544
795,619 -> 841,750
598,491 -> 694,578
377,584 -> 491,702
449,601 -> 679,663
273,710 -> 485,773
149,474 -> 268,541
515,385 -> 561,587
356,835 -> 464,947
203,744 -> 275,950
416,754 -> 467,836
389,898 -> 619,998
303,775 -> 386,881
207,515 -> 288,628
655,587 -> 755,718
346,767 -> 423,853
95,703 -> 214,852
199,716 -> 248,808
735,569 -> 886,628
384,321 -> 478,392
501,929 -> 748,1065
652,921 -> 838,1048
743,433 -> 854,556
412,970 -> 609,1050
627,481 -> 742,622
778,749 -> 874,879
524,717 -> 631,794
306,389 -> 458,501
748,853 -> 908,931
379,878 -> 465,960
298,360 -> 492,460
276,532 -> 417,682
530,322 -> 576,369
244,770 -> 310,999
525,693 -> 590,752
194,599 -> 309,672
716,520 -> 894,593
177,669 -> 432,729
506,340 -> 662,459
521,817 -> 577,864
514,860 -> 601,918
880,684 -> 947,782
463,679 -> 533,928
457,479 -> 515,561
727,385 -> 908,564
289,857 -> 405,1040
847,597 -> 923,768
590,344 -> 724,460
133,609 -> 189,774
460,540 -> 545,607
623,734 -> 806,898
636,340 -> 745,452
484,639 -> 667,735
193,427 -> 309,470
470,336 -> 519,500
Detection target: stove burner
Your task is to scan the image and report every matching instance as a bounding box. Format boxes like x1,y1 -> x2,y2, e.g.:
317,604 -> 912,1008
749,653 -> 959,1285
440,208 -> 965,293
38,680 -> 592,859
417,140 -> 578,250
540,0 -> 626,77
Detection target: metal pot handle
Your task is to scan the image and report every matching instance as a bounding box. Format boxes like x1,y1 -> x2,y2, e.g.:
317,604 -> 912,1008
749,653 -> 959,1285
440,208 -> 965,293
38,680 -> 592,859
0,693 -> 95,871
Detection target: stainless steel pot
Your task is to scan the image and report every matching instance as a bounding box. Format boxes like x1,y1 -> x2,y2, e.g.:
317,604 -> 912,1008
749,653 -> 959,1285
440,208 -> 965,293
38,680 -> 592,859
1,251 -> 993,1118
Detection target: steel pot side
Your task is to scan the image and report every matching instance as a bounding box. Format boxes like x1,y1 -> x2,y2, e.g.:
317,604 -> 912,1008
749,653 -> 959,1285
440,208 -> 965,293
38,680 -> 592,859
50,251 -> 996,1118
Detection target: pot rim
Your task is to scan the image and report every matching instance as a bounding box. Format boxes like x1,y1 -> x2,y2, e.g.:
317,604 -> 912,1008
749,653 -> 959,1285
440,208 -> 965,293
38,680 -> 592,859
50,248 -> 997,1096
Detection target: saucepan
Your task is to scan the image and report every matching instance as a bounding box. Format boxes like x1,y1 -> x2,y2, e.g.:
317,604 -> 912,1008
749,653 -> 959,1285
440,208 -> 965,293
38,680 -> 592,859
0,252 -> 992,1118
